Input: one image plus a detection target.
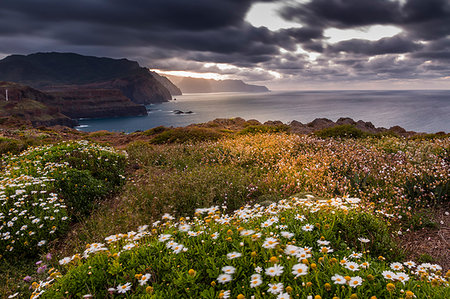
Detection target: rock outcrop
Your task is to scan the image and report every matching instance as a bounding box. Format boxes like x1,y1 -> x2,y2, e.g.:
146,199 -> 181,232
167,76 -> 269,93
151,71 -> 182,96
0,81 -> 149,127
47,89 -> 148,119
0,82 -> 78,127
197,117 -> 415,136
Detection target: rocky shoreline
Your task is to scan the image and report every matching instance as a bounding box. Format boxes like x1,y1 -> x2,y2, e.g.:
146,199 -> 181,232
197,117 -> 427,136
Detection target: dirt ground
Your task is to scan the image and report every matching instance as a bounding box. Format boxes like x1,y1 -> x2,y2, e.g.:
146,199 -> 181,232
398,205 -> 450,273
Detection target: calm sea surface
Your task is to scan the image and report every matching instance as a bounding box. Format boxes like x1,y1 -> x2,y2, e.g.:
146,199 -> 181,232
77,90 -> 450,133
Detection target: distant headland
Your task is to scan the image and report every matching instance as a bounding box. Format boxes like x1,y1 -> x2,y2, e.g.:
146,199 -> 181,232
0,52 -> 270,125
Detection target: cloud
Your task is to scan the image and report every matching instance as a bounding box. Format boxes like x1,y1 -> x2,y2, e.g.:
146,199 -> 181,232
0,0 -> 448,88
326,34 -> 423,55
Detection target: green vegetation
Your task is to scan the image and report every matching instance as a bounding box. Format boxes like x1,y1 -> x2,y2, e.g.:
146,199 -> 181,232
0,132 -> 448,298
0,141 -> 126,259
314,125 -> 368,138
239,124 -> 290,135
150,127 -> 224,144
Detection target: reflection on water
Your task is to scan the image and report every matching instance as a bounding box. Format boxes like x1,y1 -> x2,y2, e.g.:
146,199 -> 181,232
77,90 -> 450,133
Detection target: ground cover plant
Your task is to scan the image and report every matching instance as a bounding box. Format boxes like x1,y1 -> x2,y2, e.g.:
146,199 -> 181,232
0,141 -> 126,259
29,196 -> 450,298
1,132 -> 449,298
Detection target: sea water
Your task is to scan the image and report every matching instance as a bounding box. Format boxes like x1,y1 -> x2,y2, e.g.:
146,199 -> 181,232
76,90 -> 450,133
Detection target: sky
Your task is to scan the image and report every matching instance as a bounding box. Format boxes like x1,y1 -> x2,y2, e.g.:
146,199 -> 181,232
0,0 -> 448,90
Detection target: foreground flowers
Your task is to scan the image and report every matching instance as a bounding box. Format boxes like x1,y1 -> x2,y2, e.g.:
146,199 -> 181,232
25,195 -> 449,298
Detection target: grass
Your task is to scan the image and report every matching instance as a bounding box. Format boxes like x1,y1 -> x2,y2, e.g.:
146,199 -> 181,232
0,131 -> 448,298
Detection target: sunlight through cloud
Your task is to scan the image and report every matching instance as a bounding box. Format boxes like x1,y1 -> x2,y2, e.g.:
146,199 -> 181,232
324,25 -> 403,43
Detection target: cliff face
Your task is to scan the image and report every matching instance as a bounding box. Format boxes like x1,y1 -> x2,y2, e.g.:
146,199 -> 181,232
47,89 -> 148,118
0,82 -> 78,127
168,76 -> 269,93
0,52 -> 175,104
0,81 -> 148,127
150,71 -> 182,96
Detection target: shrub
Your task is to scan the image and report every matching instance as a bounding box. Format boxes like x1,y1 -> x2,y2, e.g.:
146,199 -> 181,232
0,141 -> 126,258
239,124 -> 290,135
150,127 -> 223,144
142,126 -> 169,136
315,125 -> 368,138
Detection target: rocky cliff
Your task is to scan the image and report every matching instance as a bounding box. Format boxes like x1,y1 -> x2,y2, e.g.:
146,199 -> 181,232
47,89 -> 148,119
0,52 -> 175,104
167,76 -> 269,93
0,82 -> 77,127
0,81 -> 148,127
150,71 -> 182,96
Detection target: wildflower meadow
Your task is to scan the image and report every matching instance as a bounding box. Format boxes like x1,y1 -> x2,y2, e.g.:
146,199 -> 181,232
1,131 -> 448,298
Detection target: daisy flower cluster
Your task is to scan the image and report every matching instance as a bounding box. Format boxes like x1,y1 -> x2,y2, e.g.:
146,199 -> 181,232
0,141 -> 126,257
27,195 -> 449,298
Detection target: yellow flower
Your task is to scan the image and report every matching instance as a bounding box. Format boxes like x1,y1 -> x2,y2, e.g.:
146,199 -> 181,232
227,229 -> 233,235
237,294 -> 245,299
146,286 -> 153,294
251,251 -> 257,258
314,295 -> 321,299
188,269 -> 196,276
286,286 -> 293,293
311,263 -> 317,270
237,227 -> 244,232
269,256 -> 278,263
135,274 -> 143,279
367,274 -> 375,281
386,283 -> 395,292
349,294 -> 358,299
324,283 -> 331,291
306,282 -> 312,287
211,281 -> 216,287
405,291 -> 415,299
370,296 -> 377,299
344,276 -> 351,282
330,258 -> 337,264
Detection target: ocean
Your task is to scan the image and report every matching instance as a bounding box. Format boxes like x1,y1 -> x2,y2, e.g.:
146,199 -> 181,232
76,90 -> 450,133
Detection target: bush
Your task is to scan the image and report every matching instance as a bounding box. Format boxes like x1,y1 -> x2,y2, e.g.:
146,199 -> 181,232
239,124 -> 290,135
315,125 -> 368,138
142,126 -> 169,136
0,141 -> 126,258
53,169 -> 109,219
150,127 -> 223,144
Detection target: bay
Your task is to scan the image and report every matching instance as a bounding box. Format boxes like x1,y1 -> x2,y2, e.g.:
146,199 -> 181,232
76,90 -> 450,133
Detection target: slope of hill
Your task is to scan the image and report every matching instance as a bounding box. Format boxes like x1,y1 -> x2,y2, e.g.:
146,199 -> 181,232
0,81 -> 148,127
0,82 -> 77,127
168,76 -> 269,93
150,71 -> 182,96
0,52 -> 174,104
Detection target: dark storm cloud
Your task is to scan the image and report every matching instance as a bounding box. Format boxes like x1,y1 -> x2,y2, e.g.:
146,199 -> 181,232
0,0 -> 448,85
327,35 -> 423,56
280,0 -> 400,28
279,0 -> 450,41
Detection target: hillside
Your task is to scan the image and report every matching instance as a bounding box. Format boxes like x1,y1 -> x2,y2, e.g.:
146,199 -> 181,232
0,52 -> 174,104
0,82 -> 77,127
168,75 -> 269,93
0,81 -> 148,126
0,125 -> 448,298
